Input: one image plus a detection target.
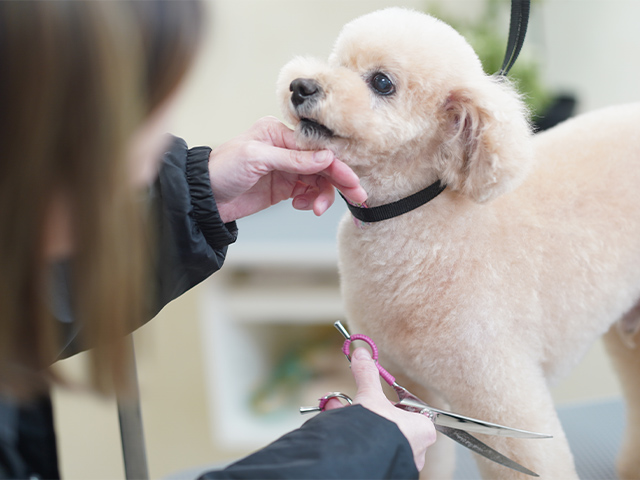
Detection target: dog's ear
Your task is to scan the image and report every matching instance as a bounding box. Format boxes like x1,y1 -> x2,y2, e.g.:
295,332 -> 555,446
437,76 -> 533,203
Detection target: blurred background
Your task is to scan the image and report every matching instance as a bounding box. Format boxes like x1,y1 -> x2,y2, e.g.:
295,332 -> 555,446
51,0 -> 640,478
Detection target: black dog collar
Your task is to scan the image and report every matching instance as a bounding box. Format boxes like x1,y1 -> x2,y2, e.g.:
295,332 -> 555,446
340,180 -> 446,223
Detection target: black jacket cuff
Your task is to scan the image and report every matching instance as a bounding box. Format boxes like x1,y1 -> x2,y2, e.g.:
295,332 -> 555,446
185,144 -> 238,250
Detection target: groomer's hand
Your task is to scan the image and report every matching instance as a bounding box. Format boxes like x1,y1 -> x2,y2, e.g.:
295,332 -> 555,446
325,348 -> 436,471
207,116 -> 367,223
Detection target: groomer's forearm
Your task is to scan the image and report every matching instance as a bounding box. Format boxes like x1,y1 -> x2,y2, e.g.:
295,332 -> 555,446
198,406 -> 419,480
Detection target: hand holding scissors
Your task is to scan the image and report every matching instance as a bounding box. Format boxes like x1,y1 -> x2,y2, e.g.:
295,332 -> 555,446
301,321 -> 552,477
303,343 -> 436,471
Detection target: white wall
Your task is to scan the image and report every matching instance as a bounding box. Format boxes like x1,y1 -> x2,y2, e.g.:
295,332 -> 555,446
539,0 -> 640,112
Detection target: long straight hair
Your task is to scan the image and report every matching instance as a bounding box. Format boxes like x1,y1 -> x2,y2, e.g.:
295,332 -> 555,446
0,0 -> 205,395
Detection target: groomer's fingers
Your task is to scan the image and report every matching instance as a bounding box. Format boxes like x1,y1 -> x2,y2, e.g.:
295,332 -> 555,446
292,176 -> 335,215
322,397 -> 348,411
256,115 -> 301,151
350,347 -> 435,472
250,143 -> 367,204
309,160 -> 368,204
312,177 -> 335,216
295,154 -> 367,205
297,160 -> 367,206
252,142 -> 335,174
351,348 -> 387,401
248,117 -> 367,204
291,180 -> 311,198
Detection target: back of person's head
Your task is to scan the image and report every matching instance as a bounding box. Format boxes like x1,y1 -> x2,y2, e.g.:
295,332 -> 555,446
0,0 -> 205,396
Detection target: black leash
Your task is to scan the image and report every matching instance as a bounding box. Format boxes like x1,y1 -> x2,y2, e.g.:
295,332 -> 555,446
341,0 -> 531,223
498,0 -> 531,76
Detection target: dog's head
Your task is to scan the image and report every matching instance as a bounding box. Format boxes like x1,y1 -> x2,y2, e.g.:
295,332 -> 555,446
277,7 -> 533,204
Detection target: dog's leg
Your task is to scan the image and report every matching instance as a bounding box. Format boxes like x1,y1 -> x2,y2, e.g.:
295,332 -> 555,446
445,366 -> 577,480
421,420 -> 456,480
603,319 -> 640,480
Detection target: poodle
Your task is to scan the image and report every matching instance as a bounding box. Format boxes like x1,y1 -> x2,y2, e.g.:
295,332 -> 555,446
277,7 -> 640,479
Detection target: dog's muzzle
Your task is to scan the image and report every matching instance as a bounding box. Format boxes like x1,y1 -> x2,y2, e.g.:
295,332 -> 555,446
289,78 -> 334,138
290,78 -> 323,107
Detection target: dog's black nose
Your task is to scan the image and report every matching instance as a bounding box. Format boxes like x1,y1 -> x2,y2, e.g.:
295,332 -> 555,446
290,78 -> 322,107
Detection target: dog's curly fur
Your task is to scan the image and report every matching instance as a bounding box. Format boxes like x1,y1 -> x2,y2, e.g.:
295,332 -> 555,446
278,7 -> 640,479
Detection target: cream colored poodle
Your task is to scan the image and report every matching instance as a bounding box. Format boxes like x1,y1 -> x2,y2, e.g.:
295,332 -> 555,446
277,7 -> 640,479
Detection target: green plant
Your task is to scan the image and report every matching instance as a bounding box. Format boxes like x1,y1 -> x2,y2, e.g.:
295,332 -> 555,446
428,0 -> 552,119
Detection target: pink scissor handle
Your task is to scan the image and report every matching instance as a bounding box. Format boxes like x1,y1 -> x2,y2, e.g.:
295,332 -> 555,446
342,334 -> 397,387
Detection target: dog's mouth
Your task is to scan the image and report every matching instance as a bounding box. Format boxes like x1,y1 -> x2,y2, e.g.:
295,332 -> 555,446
298,118 -> 335,138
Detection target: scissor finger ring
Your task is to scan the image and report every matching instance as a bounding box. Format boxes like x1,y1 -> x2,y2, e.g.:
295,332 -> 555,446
299,392 -> 353,414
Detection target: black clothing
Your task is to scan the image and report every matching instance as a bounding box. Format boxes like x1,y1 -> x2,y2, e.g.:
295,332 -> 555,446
199,406 -> 418,480
0,137 -> 418,480
0,395 -> 60,480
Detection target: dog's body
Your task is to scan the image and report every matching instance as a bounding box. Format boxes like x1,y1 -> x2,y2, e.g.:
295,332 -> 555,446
278,8 -> 640,479
337,103 -> 640,479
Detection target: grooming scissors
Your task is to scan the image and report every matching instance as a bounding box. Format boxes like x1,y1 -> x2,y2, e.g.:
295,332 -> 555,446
300,321 -> 551,477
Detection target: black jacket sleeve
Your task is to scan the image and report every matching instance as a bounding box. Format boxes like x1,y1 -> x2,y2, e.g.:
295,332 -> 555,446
54,135 -> 236,358
198,406 -> 419,480
149,135 -> 238,316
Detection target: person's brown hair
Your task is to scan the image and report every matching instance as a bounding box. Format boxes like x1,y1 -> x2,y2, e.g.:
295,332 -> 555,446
0,0 -> 204,395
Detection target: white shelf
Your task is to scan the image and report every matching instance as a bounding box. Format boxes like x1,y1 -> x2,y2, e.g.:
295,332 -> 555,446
225,243 -> 339,268
199,283 -> 345,449
198,202 -> 350,451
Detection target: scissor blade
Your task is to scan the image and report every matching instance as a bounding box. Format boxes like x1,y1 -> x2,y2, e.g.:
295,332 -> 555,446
436,425 -> 539,477
430,407 -> 552,439
395,394 -> 551,439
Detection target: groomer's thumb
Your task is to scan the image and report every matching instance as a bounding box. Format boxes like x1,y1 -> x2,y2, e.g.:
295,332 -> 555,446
351,347 -> 385,398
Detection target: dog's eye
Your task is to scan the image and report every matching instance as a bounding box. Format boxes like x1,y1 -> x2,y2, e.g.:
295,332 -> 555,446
371,73 -> 395,96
